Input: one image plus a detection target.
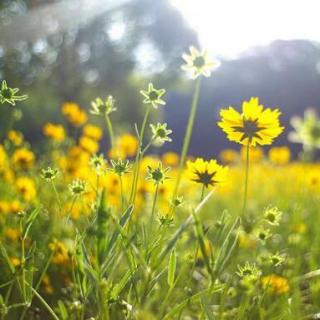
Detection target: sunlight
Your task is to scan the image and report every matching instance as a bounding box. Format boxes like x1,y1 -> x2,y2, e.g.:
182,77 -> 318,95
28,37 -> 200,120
171,0 -> 320,58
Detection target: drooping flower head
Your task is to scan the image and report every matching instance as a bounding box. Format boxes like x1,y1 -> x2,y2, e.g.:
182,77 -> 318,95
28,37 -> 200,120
186,158 -> 228,189
182,46 -> 220,79
218,97 -> 284,147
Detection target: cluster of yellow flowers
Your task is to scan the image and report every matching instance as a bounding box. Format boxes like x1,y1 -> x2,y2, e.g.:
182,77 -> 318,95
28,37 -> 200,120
1,47 -> 318,318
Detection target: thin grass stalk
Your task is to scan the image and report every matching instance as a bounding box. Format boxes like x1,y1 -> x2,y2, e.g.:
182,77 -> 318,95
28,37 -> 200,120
130,108 -> 151,204
241,143 -> 250,216
149,183 -> 160,237
105,114 -> 114,151
172,77 -> 202,201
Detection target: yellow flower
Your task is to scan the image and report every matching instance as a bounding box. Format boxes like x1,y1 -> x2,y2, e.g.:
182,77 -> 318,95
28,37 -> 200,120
43,123 -> 66,142
5,228 -> 20,241
0,145 -> 7,170
218,97 -> 284,146
12,148 -> 35,169
219,149 -> 238,165
49,240 -> 69,266
9,200 -> 23,214
7,130 -> 24,146
110,134 -> 138,158
83,124 -> 103,141
42,275 -> 54,295
196,239 -> 213,262
186,158 -> 228,188
62,102 -> 87,126
11,257 -> 21,267
162,152 -> 179,167
292,223 -> 307,234
0,201 -> 9,214
240,146 -> 264,163
238,231 -> 257,249
268,146 -> 291,165
261,275 -> 289,295
64,201 -> 86,220
79,136 -> 99,154
15,177 -> 36,201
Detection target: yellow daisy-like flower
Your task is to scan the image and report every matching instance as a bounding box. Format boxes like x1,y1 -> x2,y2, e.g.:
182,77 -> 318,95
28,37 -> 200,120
162,152 -> 179,167
261,274 -> 289,295
268,146 -> 291,165
0,145 -> 7,170
12,148 -> 35,169
79,136 -> 99,154
182,46 -> 220,79
186,158 -> 228,188
83,124 -> 103,141
15,177 -> 36,201
43,123 -> 66,142
7,130 -> 24,146
218,97 -> 284,147
62,102 -> 87,127
240,146 -> 264,163
219,149 -> 238,165
109,134 -> 139,158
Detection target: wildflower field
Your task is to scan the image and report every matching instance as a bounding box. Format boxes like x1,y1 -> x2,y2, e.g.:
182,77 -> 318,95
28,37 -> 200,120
0,47 -> 320,320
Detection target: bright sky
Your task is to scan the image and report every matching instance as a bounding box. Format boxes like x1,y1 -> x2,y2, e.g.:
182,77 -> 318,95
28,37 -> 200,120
170,0 -> 320,58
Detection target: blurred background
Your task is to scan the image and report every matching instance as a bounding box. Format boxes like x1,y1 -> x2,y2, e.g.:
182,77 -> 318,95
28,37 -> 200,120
1,0 -> 320,157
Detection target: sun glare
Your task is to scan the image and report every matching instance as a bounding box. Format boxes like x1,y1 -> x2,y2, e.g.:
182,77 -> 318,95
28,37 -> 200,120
170,0 -> 320,58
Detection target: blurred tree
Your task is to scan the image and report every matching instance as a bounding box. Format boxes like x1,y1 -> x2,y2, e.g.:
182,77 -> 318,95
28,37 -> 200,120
0,0 -> 198,142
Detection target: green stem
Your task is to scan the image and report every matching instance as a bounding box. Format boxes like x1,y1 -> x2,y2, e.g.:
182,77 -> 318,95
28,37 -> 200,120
20,220 -> 27,302
51,181 -> 62,211
119,175 -> 124,211
105,114 -> 114,151
241,143 -> 250,216
19,252 -> 54,320
200,185 -> 206,202
149,183 -> 160,237
28,285 -> 60,320
172,77 -> 202,201
129,108 -> 151,204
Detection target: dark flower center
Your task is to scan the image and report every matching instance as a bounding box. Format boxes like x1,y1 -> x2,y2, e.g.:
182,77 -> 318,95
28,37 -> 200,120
233,119 -> 265,141
192,170 -> 217,188
149,90 -> 159,101
193,56 -> 205,68
156,128 -> 166,138
2,88 -> 12,99
243,269 -> 253,276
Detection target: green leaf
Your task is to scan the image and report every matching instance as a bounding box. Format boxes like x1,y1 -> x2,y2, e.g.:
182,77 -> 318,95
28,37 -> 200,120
57,300 -> 69,320
106,204 -> 134,254
110,268 -> 137,300
167,249 -> 176,288
162,284 -> 224,320
23,207 -> 41,240
0,241 -> 15,274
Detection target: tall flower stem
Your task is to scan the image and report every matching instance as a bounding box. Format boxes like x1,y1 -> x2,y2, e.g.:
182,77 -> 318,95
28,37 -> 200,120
241,143 -> 250,216
200,185 -> 206,202
119,175 -> 124,211
129,108 -> 151,204
105,114 -> 114,151
172,77 -> 202,200
149,183 -> 160,237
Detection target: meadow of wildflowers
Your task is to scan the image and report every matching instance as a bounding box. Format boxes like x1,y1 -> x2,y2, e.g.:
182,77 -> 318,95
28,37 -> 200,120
0,46 -> 319,320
